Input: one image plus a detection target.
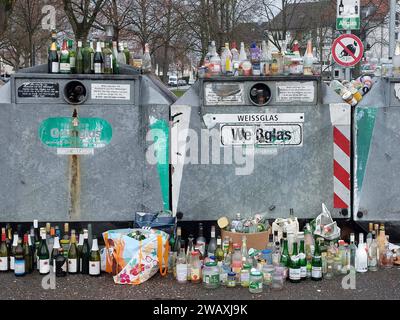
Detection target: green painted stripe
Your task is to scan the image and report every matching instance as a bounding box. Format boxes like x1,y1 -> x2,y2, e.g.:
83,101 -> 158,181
356,107 -> 377,192
150,119 -> 170,210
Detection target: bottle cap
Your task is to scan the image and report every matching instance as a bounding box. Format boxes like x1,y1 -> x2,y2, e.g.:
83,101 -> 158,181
217,217 -> 229,229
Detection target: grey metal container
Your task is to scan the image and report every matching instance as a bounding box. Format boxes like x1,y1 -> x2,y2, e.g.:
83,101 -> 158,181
171,76 -> 350,221
354,78 -> 400,223
0,65 -> 175,222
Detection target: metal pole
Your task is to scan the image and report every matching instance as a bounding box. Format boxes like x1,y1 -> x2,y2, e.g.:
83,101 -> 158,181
389,0 -> 397,59
345,30 -> 351,80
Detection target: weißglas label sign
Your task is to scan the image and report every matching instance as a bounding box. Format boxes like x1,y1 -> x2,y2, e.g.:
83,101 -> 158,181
337,0 -> 360,30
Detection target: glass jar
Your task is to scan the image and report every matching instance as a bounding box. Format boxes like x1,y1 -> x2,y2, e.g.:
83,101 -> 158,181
227,272 -> 236,288
261,250 -> 272,265
272,266 -> 285,290
262,264 -> 275,287
289,57 -> 303,75
240,264 -> 251,287
325,258 -> 334,280
202,262 -> 220,289
333,256 -> 343,276
249,270 -> 263,294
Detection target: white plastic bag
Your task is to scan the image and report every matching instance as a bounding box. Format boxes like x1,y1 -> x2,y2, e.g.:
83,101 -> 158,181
272,217 -> 299,243
313,204 -> 341,240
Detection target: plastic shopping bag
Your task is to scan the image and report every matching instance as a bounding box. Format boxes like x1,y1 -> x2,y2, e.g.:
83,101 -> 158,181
272,217 -> 299,243
102,228 -> 169,285
311,204 -> 341,240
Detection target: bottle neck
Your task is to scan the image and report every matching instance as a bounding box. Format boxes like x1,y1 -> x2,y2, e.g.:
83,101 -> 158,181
91,239 -> 99,251
53,237 -> 60,249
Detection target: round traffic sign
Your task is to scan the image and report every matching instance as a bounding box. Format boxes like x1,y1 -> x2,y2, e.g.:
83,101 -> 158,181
332,34 -> 364,67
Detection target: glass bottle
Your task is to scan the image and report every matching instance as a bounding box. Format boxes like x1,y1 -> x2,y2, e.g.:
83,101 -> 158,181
222,236 -> 230,256
0,230 -> 8,272
368,231 -> 379,271
89,238 -> 101,277
59,40 -> 71,74
280,231 -> 289,268
14,237 -> 25,277
80,229 -> 90,274
355,233 -> 368,273
23,234 -> 32,274
207,225 -> 217,257
231,243 -> 242,282
112,41 -> 120,74
68,232 -> 79,274
272,241 -> 281,266
231,41 -> 240,76
366,222 -> 373,249
221,42 -> 232,75
377,224 -> 386,265
103,41 -> 114,74
38,229 -> 50,275
76,41 -> 83,74
241,236 -> 249,264
381,236 -> 394,269
176,240 -> 187,283
68,39 -> 76,74
174,227 -> 182,253
215,237 -> 224,262
299,239 -> 307,280
190,251 -> 201,283
289,242 -> 301,283
196,223 -> 206,257
123,42 -> 130,65
250,42 -> 261,76
303,39 -> 314,75
349,233 -> 357,270
186,234 -> 194,281
93,41 -> 104,74
142,43 -> 152,73
261,40 -> 271,76
10,232 -> 18,271
48,41 -> 59,73
311,239 -> 322,281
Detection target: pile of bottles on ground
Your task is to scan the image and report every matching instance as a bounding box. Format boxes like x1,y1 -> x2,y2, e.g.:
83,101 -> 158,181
0,221 -> 101,277
199,39 -> 320,78
169,221 -> 399,293
47,30 -> 151,75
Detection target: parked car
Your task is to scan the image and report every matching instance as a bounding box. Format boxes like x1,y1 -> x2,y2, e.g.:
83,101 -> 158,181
168,75 -> 178,86
178,79 -> 187,86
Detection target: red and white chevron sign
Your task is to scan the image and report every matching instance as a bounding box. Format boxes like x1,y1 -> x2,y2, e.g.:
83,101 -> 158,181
333,125 -> 351,208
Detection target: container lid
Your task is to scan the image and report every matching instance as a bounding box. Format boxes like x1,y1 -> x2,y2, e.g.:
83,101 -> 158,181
250,270 -> 262,276
191,251 -> 199,256
243,263 -> 252,269
228,272 -> 236,276
262,249 -> 272,254
233,243 -> 241,249
205,262 -> 217,267
218,217 -> 229,229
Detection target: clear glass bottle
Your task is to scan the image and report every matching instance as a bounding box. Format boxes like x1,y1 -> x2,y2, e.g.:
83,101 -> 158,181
176,240 -> 188,283
190,251 -> 201,283
356,233 -> 368,273
381,236 -> 393,269
207,225 -> 217,257
231,244 -> 242,282
368,231 -> 379,271
241,236 -> 249,264
240,263 -> 251,287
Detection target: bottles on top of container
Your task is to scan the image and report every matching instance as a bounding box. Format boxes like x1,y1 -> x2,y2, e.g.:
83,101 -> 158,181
200,39 -> 319,78
330,75 -> 374,107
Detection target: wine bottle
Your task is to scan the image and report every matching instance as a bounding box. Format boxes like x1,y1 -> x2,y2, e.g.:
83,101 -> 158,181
52,237 -> 67,277
10,232 -> 18,271
14,238 -> 25,277
103,41 -> 114,74
94,42 -> 103,74
23,233 -> 33,274
207,225 -> 217,257
356,233 -> 368,273
123,42 -> 130,65
68,39 -> 76,74
89,238 -> 101,277
289,242 -> 301,283
112,41 -> 120,74
195,223 -> 206,257
60,223 -> 70,258
142,43 -> 152,73
311,239 -> 322,281
59,39 -> 71,74
0,229 -> 9,272
174,227 -> 182,253
76,41 -> 84,74
80,229 -> 90,274
38,229 -> 50,275
48,41 -> 59,74
68,232 -> 79,274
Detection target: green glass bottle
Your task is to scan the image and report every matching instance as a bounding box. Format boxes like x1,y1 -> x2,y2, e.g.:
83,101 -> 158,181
280,232 -> 289,267
103,41 -> 114,74
215,237 -> 224,262
89,238 -> 101,277
80,229 -> 90,274
123,42 -> 130,65
311,238 -> 322,281
68,232 -> 79,274
76,41 -> 83,74
0,229 -> 9,272
38,229 -> 50,275
10,232 -> 18,271
59,39 -> 71,74
68,40 -> 76,74
83,41 -> 91,74
289,242 -> 301,283
48,42 -> 59,74
299,239 -> 307,280
93,41 -> 104,74
23,234 -> 32,274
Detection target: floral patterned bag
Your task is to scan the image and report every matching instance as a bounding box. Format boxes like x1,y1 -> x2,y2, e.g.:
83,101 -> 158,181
102,228 -> 169,285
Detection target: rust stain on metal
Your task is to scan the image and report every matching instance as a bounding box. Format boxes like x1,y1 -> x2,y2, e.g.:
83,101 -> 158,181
68,108 -> 81,219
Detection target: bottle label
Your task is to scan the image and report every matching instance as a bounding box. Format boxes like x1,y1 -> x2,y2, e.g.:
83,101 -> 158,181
39,259 -> 50,274
14,259 -> 25,275
0,257 -> 7,271
289,268 -> 301,280
220,272 -> 227,284
132,59 -> 142,69
190,268 -> 200,281
59,63 -> 71,72
10,256 -> 15,270
51,62 -> 59,73
300,266 -> 307,278
70,57 -> 76,68
89,261 -> 100,275
68,258 -> 78,273
204,273 -> 219,285
94,63 -> 102,74
104,55 -> 113,69
240,272 -> 250,283
312,266 -> 322,278
176,263 -> 188,282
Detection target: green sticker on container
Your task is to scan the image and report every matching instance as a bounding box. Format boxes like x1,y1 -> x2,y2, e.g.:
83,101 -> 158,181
39,117 -> 112,148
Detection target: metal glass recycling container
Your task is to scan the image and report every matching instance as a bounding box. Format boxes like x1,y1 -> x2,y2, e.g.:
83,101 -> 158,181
171,76 -> 351,221
0,65 -> 175,222
354,78 -> 400,222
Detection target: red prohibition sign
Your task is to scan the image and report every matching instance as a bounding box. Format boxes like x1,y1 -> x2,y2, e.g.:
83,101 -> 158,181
332,34 -> 364,67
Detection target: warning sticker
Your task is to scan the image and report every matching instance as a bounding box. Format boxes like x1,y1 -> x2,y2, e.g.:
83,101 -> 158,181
91,83 -> 130,100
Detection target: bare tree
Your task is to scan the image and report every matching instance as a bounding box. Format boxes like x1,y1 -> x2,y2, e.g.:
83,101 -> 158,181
62,0 -> 107,42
